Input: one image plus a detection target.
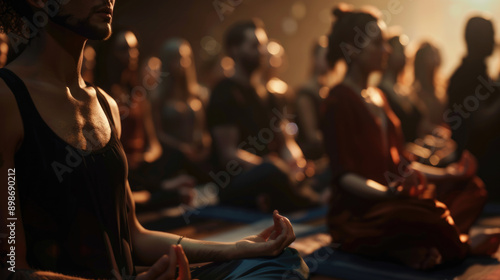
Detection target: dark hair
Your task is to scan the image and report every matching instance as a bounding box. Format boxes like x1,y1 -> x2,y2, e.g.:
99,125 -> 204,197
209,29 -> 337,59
326,4 -> 380,67
224,19 -> 262,56
414,41 -> 440,84
0,0 -> 33,38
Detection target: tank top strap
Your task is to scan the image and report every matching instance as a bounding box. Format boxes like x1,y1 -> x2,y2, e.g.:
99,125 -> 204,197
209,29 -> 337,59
90,84 -> 117,128
0,68 -> 40,128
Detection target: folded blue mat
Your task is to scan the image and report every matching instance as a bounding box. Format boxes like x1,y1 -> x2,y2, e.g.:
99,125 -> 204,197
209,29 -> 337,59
306,246 -> 499,280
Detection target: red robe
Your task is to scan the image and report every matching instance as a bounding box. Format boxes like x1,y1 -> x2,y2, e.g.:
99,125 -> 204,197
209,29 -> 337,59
321,84 -> 485,263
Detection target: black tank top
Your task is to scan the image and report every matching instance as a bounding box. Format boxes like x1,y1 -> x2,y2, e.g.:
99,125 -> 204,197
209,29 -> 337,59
0,68 -> 135,278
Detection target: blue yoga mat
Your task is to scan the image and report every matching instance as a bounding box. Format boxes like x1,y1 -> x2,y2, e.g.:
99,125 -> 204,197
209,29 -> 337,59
195,205 -> 328,224
306,246 -> 499,280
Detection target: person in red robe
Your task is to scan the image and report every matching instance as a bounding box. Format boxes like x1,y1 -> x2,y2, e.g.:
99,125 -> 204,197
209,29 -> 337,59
321,4 -> 494,270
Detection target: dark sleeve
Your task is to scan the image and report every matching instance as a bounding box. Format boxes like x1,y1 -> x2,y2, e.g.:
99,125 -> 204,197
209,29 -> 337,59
206,80 -> 239,129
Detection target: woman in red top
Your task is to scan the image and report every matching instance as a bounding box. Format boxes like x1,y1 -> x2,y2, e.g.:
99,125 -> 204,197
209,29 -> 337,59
321,4 -> 492,270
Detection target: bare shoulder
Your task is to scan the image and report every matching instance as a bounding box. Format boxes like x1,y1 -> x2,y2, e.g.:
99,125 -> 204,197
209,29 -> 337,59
96,86 -> 122,137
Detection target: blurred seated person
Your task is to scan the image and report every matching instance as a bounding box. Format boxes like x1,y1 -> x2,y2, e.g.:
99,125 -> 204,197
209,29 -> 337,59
95,30 -> 194,209
207,20 -> 320,212
413,41 -> 447,136
151,38 -> 212,177
378,35 -> 422,143
295,37 -> 334,160
322,4 -> 491,270
447,15 -> 500,162
379,36 -> 455,166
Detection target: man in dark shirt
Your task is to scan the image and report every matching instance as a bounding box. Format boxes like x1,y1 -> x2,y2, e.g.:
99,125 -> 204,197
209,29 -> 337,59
207,20 -> 319,212
446,16 -> 500,200
446,16 -> 500,159
0,1 -> 308,279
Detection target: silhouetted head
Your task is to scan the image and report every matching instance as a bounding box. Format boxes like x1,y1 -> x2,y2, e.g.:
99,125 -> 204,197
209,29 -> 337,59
386,35 -> 406,74
327,3 -> 390,74
224,19 -> 268,74
112,30 -> 139,71
465,16 -> 495,59
157,38 -> 199,99
414,41 -> 441,85
160,38 -> 196,80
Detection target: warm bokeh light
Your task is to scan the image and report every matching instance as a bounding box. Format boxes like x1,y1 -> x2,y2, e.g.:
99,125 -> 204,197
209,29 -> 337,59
399,34 -> 410,46
124,31 -> 138,48
221,56 -> 235,77
83,46 -> 96,61
221,56 -> 234,70
255,27 -> 269,45
390,146 -> 400,165
318,35 -> 329,48
366,179 -> 388,192
147,56 -> 162,71
297,158 -> 307,169
189,99 -> 203,112
267,77 -> 288,94
291,1 -> 307,19
114,0 -> 500,88
179,43 -> 192,57
267,41 -> 282,56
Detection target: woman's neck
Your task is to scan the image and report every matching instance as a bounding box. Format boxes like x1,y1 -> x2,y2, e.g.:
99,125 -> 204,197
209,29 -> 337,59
343,65 -> 370,94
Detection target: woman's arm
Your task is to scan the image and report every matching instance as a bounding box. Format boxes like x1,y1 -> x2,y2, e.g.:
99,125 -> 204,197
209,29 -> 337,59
128,181 -> 296,265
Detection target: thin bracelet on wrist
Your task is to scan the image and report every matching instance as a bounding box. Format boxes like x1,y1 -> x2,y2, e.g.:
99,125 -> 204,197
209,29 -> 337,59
177,235 -> 184,245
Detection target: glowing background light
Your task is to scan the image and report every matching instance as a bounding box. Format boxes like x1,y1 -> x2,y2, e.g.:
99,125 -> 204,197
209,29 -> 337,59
113,0 -> 500,88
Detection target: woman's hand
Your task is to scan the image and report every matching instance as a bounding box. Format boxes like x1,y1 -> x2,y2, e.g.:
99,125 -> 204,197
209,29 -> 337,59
233,210 -> 295,259
136,245 -> 196,280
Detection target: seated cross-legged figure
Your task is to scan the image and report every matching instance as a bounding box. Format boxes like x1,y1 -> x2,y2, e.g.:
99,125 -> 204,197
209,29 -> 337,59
320,4 -> 493,270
